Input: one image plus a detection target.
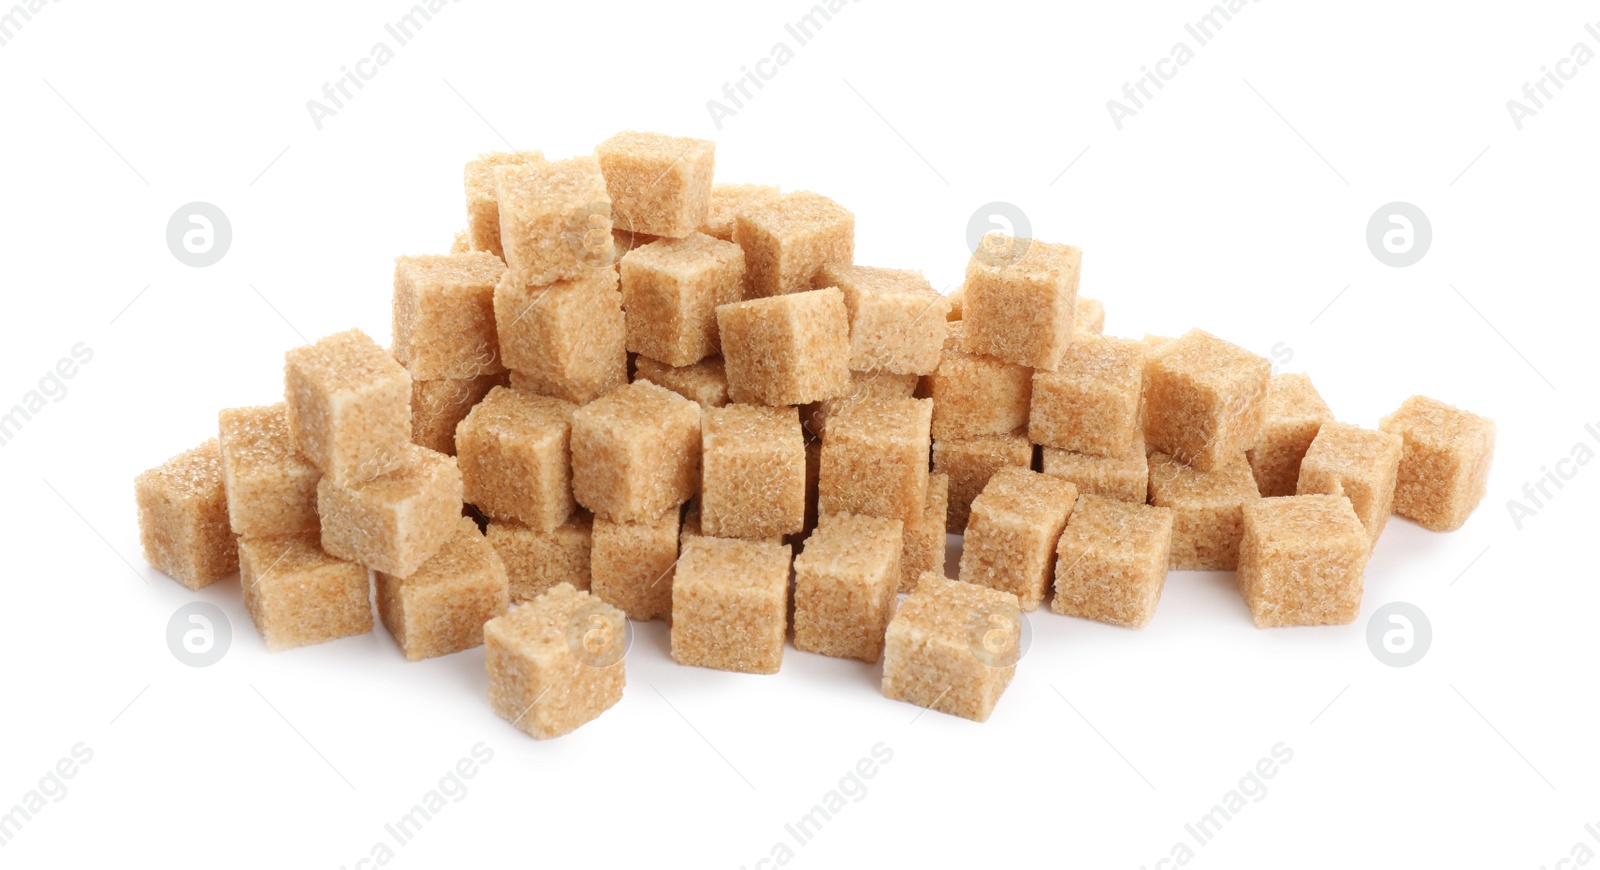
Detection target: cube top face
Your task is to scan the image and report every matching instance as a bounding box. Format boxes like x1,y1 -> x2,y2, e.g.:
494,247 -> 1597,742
971,467 -> 1078,532
218,403 -> 299,475
634,356 -> 729,408
966,233 -> 1083,289
716,286 -> 851,405
343,442 -> 459,503
676,535 -> 792,598
388,517 -> 503,586
1148,329 -> 1271,399
1243,495 -> 1369,555
459,386 -> 576,445
828,395 -> 933,451
1054,334 -> 1145,390
395,252 -> 507,293
575,380 -> 701,445
892,573 -> 1021,657
1301,422 -> 1403,478
704,402 -> 801,450
485,582 -> 626,667
623,231 -> 743,278
1061,494 -> 1174,556
597,130 -> 716,238
1148,451 -> 1261,510
286,328 -> 410,401
240,532 -> 347,582
137,438 -> 226,507
465,151 -> 544,208
1380,395 -> 1495,455
738,190 -> 853,244
798,512 -> 904,574
700,183 -> 780,241
818,263 -> 934,298
1261,373 -> 1333,430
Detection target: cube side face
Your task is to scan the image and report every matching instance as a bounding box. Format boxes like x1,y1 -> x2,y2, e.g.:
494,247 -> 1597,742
495,160 -> 613,285
1041,443 -> 1149,504
486,519 -> 594,603
570,424 -> 637,523
382,567 -> 509,661
962,252 -> 1079,370
1297,425 -> 1404,544
1239,498 -> 1370,628
317,452 -> 463,577
241,538 -> 372,651
484,599 -> 625,739
929,352 -> 1032,440
465,151 -> 544,258
135,442 -> 237,589
701,410 -> 806,540
1166,503 -> 1248,571
218,406 -> 322,538
597,133 -> 715,238
457,408 -> 573,532
1030,369 -> 1142,457
669,540 -> 789,674
792,518 -> 901,663
410,375 -> 505,456
590,515 -> 679,622
1247,418 -> 1325,498
1381,400 -> 1496,531
881,624 -> 1011,723
900,473 -> 950,593
1051,536 -> 1165,627
846,289 -> 950,376
957,519 -> 1060,610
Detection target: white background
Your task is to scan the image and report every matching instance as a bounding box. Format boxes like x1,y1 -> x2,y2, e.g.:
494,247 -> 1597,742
2,1 -> 1597,867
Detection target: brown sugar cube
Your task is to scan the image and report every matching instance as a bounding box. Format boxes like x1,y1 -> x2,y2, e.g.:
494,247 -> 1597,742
734,191 -> 855,298
454,386 -> 577,531
1144,329 -> 1272,472
620,233 -> 745,366
410,373 -> 507,455
1029,334 -> 1145,456
958,468 -> 1077,610
818,396 -> 933,526
239,533 -> 371,650
487,513 -> 593,602
716,286 -> 850,405
801,370 -> 919,440
1296,422 -> 1404,545
484,583 -> 626,738
633,355 -> 729,408
317,443 -> 463,577
611,229 -> 661,269
882,572 -> 1020,723
1041,431 -> 1150,504
218,404 -> 320,538
962,233 -> 1081,370
670,536 -> 791,674
1238,495 -> 1369,628
1246,373 -> 1334,498
597,131 -> 715,238
929,322 -> 1033,439
1379,395 -> 1496,531
135,439 -> 236,589
933,429 -> 1034,534
590,508 -> 680,622
900,472 -> 950,592
817,263 -> 950,376
1075,297 -> 1105,334
699,183 -> 780,241
376,517 -> 509,660
285,329 -> 412,484
1148,451 -> 1260,571
700,404 -> 806,540
1051,495 -> 1174,628
496,268 -> 627,405
793,513 -> 904,662
495,157 -> 613,285
392,253 -> 508,379
572,381 -> 702,523
464,151 -> 544,259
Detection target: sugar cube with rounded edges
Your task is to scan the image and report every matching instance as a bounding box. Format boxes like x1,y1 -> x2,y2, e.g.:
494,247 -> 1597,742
670,536 -> 791,674
240,532 -> 372,651
793,513 -> 904,663
135,439 -> 236,589
1238,495 -> 1370,628
455,386 -> 577,532
957,467 -> 1077,610
1052,495 -> 1174,628
376,517 -> 509,661
317,443 -> 463,577
734,191 -> 854,298
484,583 -> 626,738
1296,422 -> 1403,545
597,131 -> 715,238
218,403 -> 320,538
1143,329 -> 1271,473
882,572 -> 1021,723
571,381 -> 702,523
962,233 -> 1081,370
1379,395 -> 1495,532
716,286 -> 850,406
285,329 -> 412,484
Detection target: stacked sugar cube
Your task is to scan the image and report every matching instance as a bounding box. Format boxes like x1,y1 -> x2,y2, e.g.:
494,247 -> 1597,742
134,130 -> 1497,735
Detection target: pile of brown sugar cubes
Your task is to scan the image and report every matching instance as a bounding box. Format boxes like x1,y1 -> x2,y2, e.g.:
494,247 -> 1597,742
133,130 -> 1497,735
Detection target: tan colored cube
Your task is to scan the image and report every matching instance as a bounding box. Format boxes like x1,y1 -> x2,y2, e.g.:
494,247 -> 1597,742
392,253 -> 508,380
1296,422 -> 1404,545
285,329 -> 412,484
793,513 -> 903,662
218,404 -> 320,538
1029,334 -> 1145,456
494,156 -> 613,285
900,472 -> 950,593
135,439 -> 237,589
882,572 -> 1020,723
1076,297 -> 1105,334
1144,329 -> 1272,472
464,151 -> 544,258
801,370 -> 919,440
699,183 -> 780,241
496,268 -> 626,406
633,355 -> 729,408
817,263 -> 950,376
451,229 -> 471,254
572,381 -> 702,523
484,583 -> 626,738
957,467 -> 1077,610
1379,395 -> 1496,532
317,443 -> 463,577
239,533 -> 372,651
818,396 -> 933,526
620,233 -> 745,366
700,404 -> 806,539
454,386 -> 577,532
597,130 -> 715,238
1239,495 -> 1369,628
929,322 -> 1033,439
1247,373 -> 1334,498
410,373 -> 507,455
1051,495 -> 1174,628
962,233 -> 1081,370
1148,451 -> 1260,571
933,429 -> 1033,534
716,286 -> 850,405
1041,432 -> 1150,504
487,513 -> 593,603
670,536 -> 791,674
734,191 -> 854,298
376,517 -> 510,661
590,508 -> 680,622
